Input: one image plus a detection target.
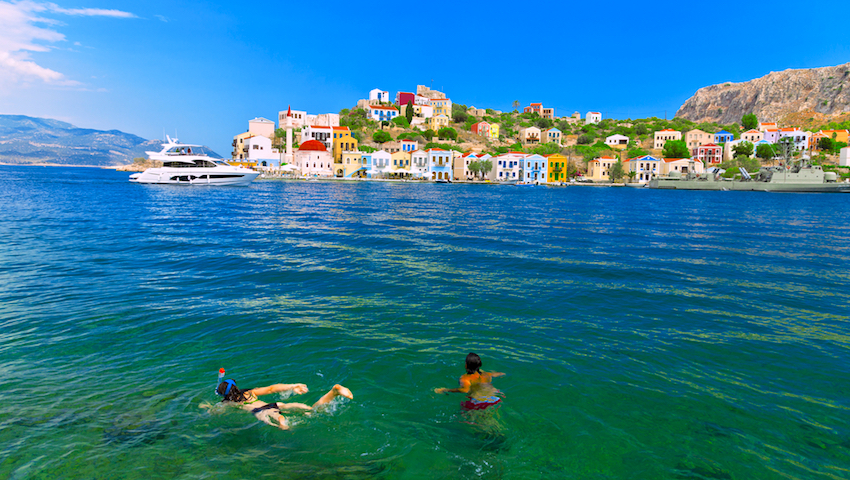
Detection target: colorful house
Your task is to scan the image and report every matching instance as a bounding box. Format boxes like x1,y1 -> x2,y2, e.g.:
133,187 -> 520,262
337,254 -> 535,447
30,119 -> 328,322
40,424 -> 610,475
654,129 -> 682,149
542,128 -> 562,145
429,114 -> 449,131
391,150 -> 411,173
471,121 -> 490,137
741,129 -> 763,144
625,155 -> 661,183
396,91 -> 415,106
294,139 -> 334,177
696,143 -> 723,164
778,128 -> 811,151
491,152 -> 525,181
455,152 -> 478,181
400,139 -> 418,152
714,130 -> 734,143
368,105 -> 399,122
400,103 -> 433,119
427,148 -> 452,181
524,103 -> 543,115
545,153 -> 568,182
339,151 -> 365,178
685,129 -> 714,151
810,129 -> 849,149
587,156 -> 618,182
662,158 -> 704,175
762,127 -> 780,144
369,88 -> 389,103
331,126 -> 357,163
519,126 -> 541,145
430,98 -> 452,117
489,124 -> 500,139
520,154 -> 548,183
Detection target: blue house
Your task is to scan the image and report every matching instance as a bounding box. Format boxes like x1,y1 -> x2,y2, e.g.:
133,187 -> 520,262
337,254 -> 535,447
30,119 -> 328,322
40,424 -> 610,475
520,154 -> 548,183
714,130 -> 734,143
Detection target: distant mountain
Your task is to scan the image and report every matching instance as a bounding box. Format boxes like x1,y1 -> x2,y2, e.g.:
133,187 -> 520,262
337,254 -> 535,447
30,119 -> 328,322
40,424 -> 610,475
0,115 -> 160,166
676,63 -> 850,125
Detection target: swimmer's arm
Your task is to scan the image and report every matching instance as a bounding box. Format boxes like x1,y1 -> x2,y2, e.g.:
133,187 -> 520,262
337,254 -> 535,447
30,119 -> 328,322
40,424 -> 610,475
249,383 -> 309,396
434,378 -> 471,394
486,371 -> 505,377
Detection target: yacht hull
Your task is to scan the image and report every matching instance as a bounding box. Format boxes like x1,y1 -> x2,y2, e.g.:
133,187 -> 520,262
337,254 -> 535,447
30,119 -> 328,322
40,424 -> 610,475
129,169 -> 259,186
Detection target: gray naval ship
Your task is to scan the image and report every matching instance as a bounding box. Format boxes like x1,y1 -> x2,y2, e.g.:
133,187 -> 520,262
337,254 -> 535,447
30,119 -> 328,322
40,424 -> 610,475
648,155 -> 850,193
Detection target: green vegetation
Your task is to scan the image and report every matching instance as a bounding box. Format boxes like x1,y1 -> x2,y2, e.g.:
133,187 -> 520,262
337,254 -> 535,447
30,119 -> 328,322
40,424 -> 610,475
756,143 -> 777,160
662,139 -> 690,158
372,131 -> 391,143
609,160 -> 625,182
405,100 -> 414,125
391,116 -> 410,128
719,156 -> 761,178
741,113 -> 758,130
733,141 -> 754,157
437,127 -> 457,141
424,141 -> 463,152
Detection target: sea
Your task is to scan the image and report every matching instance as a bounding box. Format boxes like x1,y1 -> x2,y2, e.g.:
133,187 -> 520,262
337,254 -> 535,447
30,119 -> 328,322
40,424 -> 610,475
1,165 -> 849,480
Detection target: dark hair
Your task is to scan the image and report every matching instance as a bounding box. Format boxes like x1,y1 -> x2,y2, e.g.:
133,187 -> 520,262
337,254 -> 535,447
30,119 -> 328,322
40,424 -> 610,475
216,380 -> 249,403
465,352 -> 482,375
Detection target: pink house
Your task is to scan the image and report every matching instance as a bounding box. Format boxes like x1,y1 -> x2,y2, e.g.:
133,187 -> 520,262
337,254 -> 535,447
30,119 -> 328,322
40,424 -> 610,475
697,143 -> 723,164
471,121 -> 490,137
524,103 -> 543,115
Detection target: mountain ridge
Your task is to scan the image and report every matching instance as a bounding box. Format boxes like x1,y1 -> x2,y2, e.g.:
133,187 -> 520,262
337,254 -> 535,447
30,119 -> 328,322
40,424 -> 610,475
0,114 -> 159,166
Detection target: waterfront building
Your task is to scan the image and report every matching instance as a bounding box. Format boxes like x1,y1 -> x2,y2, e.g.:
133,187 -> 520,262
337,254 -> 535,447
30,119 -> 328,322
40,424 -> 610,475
605,134 -> 629,149
587,156 -> 618,182
369,88 -> 389,103
696,143 -> 723,164
491,151 -> 525,181
427,148 -> 452,181
811,129 -> 850,149
545,153 -> 568,182
542,128 -> 562,145
410,149 -> 429,177
654,129 -> 682,149
714,130 -> 734,143
519,126 -> 541,145
360,153 -> 373,178
339,151 -> 364,178
455,152 -> 477,181
520,154 -> 548,183
368,105 -> 400,122
391,150 -> 411,173
684,129 -> 714,152
625,155 -> 661,183
301,125 -> 333,149
294,139 -> 334,177
331,126 -> 357,163
370,150 -> 392,177
586,112 -> 602,124
662,158 -> 704,175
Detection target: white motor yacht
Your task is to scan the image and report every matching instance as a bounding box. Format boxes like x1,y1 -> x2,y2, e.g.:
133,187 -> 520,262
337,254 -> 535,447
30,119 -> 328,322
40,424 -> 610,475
129,136 -> 259,186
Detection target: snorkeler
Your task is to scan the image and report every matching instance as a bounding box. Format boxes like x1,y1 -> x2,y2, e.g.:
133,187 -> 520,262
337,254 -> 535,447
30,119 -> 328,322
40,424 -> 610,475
216,379 -> 353,430
434,352 -> 504,410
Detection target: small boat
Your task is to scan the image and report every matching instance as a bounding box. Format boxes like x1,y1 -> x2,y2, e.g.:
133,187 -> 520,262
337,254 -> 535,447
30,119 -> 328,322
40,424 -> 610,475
129,136 -> 259,186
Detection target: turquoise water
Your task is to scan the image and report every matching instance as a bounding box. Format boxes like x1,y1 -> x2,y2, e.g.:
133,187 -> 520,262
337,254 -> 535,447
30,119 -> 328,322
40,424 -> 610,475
1,165 -> 849,479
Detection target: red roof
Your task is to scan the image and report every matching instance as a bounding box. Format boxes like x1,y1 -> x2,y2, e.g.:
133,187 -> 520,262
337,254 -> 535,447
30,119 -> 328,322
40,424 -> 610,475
370,105 -> 398,111
589,111 -> 601,115
333,126 -> 350,131
299,140 -> 327,152
427,148 -> 446,152
659,128 -> 677,132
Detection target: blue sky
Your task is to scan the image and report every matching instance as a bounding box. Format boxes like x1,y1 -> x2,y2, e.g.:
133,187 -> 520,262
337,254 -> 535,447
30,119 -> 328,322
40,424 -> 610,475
1,0 -> 849,155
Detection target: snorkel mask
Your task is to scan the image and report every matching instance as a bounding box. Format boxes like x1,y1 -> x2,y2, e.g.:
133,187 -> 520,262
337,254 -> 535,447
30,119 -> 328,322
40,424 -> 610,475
217,379 -> 237,397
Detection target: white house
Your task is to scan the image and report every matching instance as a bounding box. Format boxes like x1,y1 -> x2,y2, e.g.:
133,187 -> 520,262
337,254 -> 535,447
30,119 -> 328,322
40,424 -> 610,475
662,158 -> 705,175
586,112 -> 602,124
542,128 -> 562,145
778,128 -> 811,152
840,146 -> 850,166
367,105 -> 399,122
605,134 -> 629,147
369,88 -> 389,103
370,150 -> 392,176
491,152 -> 525,181
626,155 -> 661,183
300,125 -> 334,149
243,135 -> 278,163
410,149 -> 429,177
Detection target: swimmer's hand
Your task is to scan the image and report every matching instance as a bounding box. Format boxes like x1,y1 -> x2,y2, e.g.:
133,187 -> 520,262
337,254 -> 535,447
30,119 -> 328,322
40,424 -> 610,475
434,388 -> 448,394
290,384 -> 309,395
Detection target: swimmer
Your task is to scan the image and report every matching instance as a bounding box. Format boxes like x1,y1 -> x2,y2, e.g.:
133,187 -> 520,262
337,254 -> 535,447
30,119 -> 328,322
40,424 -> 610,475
216,379 -> 353,430
434,352 -> 504,411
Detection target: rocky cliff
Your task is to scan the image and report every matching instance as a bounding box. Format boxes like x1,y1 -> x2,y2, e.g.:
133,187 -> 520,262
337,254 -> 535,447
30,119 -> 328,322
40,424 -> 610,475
676,63 -> 850,125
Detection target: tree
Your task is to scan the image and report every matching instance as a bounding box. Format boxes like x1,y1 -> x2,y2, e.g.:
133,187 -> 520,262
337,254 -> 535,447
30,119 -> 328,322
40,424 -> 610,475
662,139 -> 690,158
512,100 -> 520,111
391,116 -> 410,128
405,100 -> 414,125
437,127 -> 457,141
373,131 -> 391,143
577,134 -> 593,145
733,141 -> 754,157
741,113 -> 758,130
453,110 -> 468,123
467,160 -> 480,179
609,160 -> 625,182
635,124 -> 649,135
756,143 -> 776,160
422,129 -> 436,140
480,159 -> 492,177
817,137 -> 834,151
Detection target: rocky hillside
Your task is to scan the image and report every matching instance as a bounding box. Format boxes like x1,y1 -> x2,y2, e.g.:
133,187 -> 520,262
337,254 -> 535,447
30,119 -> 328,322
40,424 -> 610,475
0,115 -> 160,166
676,63 -> 850,125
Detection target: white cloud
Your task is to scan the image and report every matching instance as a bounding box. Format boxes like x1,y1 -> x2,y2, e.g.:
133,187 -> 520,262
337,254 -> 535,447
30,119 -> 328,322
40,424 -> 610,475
155,14 -> 168,23
0,1 -> 135,87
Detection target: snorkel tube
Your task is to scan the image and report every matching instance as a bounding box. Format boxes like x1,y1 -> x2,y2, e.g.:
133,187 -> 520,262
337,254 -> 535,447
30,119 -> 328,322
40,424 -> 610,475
216,367 -> 225,394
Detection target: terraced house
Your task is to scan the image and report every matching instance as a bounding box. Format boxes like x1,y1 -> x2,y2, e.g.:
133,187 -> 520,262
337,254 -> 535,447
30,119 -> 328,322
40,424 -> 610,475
427,148 -> 452,181
625,155 -> 661,183
654,129 -> 682,149
520,154 -> 548,183
545,153 -> 569,182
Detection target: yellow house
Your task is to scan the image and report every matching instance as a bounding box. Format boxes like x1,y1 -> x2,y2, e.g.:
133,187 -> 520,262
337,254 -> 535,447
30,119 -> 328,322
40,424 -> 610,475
332,126 -> 358,163
489,124 -> 500,139
431,98 -> 452,117
340,152 -> 365,178
545,153 -> 569,182
587,156 -> 619,182
429,114 -> 449,131
811,129 -> 849,149
391,150 -> 411,172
